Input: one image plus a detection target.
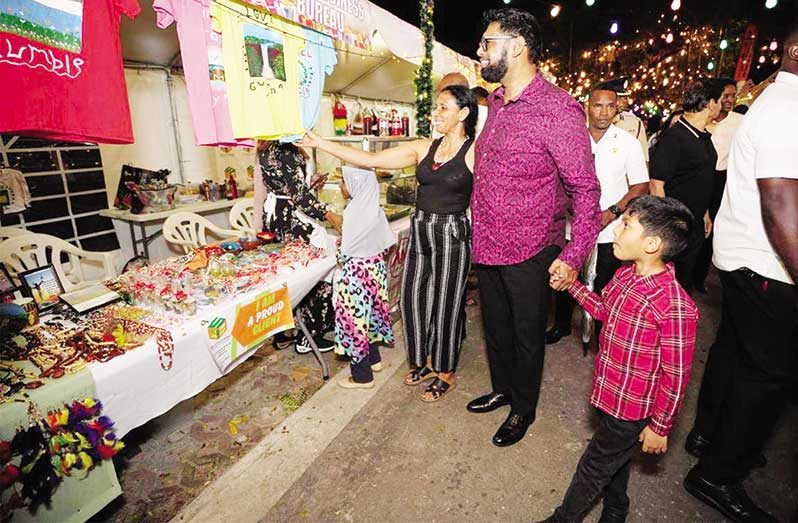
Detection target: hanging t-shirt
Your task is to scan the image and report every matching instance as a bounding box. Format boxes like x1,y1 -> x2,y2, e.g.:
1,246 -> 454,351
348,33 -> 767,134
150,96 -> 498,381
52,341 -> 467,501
153,0 -> 253,148
281,28 -> 337,142
0,168 -> 32,214
0,0 -> 140,144
211,0 -> 305,140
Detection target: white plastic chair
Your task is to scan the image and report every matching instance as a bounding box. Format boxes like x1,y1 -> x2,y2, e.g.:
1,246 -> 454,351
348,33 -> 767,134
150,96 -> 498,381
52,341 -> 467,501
0,226 -> 29,243
228,198 -> 256,235
0,233 -> 117,292
163,212 -> 240,253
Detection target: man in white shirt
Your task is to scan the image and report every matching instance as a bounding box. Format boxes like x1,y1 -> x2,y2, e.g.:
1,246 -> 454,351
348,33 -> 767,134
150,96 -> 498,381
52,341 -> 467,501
693,78 -> 745,291
546,83 -> 649,344
612,78 -> 650,164
684,22 -> 798,523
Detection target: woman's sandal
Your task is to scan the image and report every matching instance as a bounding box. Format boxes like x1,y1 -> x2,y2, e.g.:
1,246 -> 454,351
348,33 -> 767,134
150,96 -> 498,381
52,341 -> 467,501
404,367 -> 437,386
420,378 -> 456,402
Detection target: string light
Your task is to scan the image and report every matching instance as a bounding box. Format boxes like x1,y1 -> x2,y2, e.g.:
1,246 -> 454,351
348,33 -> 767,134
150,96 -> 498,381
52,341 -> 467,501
561,11 -> 784,116
550,4 -> 561,18
610,21 -> 619,35
586,0 -> 595,5
765,0 -> 777,8
770,40 -> 778,51
670,0 -> 681,11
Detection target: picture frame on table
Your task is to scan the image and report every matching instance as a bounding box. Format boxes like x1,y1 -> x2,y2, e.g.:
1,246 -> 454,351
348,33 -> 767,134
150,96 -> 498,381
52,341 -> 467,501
19,265 -> 65,312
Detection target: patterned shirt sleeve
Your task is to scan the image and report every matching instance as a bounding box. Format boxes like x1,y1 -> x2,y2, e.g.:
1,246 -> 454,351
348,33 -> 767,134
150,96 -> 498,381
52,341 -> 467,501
648,296 -> 698,436
568,281 -> 609,322
260,146 -> 329,222
546,102 -> 602,269
288,160 -> 329,222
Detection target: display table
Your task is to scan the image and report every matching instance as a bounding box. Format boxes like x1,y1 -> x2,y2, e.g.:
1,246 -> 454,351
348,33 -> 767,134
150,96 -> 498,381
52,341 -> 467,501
99,198 -> 250,260
0,244 -> 334,521
91,254 -> 335,438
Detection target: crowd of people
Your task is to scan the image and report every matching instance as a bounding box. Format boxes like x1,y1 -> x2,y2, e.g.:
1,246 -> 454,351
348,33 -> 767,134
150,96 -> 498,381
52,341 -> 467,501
255,8 -> 797,523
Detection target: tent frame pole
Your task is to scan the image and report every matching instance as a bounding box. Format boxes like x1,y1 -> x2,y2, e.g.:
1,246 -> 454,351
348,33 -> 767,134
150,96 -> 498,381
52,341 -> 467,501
123,61 -> 186,185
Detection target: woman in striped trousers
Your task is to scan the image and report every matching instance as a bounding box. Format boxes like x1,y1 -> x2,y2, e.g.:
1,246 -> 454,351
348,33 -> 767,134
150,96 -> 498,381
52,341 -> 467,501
300,85 -> 478,401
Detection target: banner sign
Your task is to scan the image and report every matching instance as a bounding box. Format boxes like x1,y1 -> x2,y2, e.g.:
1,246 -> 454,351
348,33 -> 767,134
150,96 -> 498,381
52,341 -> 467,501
204,286 -> 294,372
735,23 -> 758,82
239,0 -> 372,49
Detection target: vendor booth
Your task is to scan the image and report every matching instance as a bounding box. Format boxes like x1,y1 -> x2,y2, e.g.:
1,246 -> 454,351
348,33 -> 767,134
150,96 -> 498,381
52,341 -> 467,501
0,0 -> 477,520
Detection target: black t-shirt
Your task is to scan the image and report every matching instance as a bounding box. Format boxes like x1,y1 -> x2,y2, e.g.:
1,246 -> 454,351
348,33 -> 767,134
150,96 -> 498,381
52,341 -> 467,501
415,138 -> 474,215
650,118 -> 717,222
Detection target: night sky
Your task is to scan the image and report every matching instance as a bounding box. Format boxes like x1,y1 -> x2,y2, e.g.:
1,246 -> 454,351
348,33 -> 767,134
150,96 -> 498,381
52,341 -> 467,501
371,0 -> 797,83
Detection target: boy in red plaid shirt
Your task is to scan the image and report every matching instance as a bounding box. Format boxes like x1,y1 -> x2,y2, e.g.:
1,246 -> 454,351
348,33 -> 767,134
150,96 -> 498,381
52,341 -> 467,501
542,196 -> 700,523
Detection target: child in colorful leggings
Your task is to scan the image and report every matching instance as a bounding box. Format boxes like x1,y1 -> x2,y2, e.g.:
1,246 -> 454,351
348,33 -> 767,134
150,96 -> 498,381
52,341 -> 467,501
335,167 -> 397,388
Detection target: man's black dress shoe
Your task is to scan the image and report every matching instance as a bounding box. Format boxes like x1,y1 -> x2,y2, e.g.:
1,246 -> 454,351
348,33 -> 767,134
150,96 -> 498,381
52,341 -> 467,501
683,466 -> 777,522
545,327 -> 572,345
466,392 -> 511,413
492,412 -> 533,447
685,429 -> 711,458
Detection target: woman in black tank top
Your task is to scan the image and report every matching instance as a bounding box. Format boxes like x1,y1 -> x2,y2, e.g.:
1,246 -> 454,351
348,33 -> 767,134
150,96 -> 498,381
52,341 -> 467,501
300,85 -> 477,402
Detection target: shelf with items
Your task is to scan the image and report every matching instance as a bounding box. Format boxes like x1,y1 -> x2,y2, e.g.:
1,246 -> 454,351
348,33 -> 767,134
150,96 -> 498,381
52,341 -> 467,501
312,136 -> 417,222
324,136 -> 417,143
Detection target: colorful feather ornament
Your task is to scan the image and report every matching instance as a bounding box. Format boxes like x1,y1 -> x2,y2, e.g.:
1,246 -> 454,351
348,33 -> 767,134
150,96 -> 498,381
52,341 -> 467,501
0,398 -> 124,519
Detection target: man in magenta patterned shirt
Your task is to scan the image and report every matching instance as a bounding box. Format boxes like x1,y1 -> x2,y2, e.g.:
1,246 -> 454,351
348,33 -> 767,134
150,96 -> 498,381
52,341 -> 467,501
465,8 -> 601,447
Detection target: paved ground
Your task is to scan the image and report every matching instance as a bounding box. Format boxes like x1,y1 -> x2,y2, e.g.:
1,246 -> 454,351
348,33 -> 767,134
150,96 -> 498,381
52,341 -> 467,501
262,272 -> 797,523
96,271 -> 798,522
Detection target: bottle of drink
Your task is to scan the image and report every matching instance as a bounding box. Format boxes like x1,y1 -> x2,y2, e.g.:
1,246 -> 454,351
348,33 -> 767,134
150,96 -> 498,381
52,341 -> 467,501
401,114 -> 410,137
364,112 -> 374,135
391,109 -> 402,136
227,174 -> 238,200
379,111 -> 390,137
371,108 -> 380,136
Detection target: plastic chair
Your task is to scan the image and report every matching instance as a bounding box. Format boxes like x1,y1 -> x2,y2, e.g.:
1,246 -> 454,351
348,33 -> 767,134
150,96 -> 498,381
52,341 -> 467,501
228,198 -> 256,235
0,233 -> 117,292
0,226 -> 29,243
163,212 -> 240,254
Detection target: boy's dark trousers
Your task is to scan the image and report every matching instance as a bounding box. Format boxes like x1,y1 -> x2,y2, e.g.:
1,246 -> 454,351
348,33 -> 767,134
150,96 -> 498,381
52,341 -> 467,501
551,410 -> 649,523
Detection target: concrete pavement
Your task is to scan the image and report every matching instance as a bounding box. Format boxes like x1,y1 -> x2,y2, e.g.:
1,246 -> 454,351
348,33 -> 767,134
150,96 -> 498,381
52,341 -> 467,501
174,274 -> 798,523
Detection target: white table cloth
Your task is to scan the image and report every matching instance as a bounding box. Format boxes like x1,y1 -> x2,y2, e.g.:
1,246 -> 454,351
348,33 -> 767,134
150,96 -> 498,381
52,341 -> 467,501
91,255 -> 335,437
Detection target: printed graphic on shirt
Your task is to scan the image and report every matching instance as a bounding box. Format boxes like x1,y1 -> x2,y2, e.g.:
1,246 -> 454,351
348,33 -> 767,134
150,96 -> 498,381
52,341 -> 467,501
1,0 -> 84,53
243,24 -> 286,81
207,31 -> 230,114
298,55 -> 314,99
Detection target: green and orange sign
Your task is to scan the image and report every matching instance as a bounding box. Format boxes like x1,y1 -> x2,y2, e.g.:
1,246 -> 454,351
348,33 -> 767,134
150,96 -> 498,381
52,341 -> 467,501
230,286 -> 294,359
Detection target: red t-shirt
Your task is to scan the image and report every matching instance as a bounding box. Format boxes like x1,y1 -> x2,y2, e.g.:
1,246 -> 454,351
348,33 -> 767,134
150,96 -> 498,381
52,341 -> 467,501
0,0 -> 141,144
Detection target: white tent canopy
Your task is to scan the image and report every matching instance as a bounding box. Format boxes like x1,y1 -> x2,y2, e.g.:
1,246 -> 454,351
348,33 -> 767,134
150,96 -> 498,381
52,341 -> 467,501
120,0 -> 480,103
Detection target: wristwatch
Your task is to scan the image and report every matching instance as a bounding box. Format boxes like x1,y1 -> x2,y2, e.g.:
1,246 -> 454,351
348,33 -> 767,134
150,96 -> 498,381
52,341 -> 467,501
609,204 -> 623,217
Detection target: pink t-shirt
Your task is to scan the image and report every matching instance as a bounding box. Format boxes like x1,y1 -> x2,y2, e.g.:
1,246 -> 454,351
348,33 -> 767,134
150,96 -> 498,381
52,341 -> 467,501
154,0 -> 253,147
